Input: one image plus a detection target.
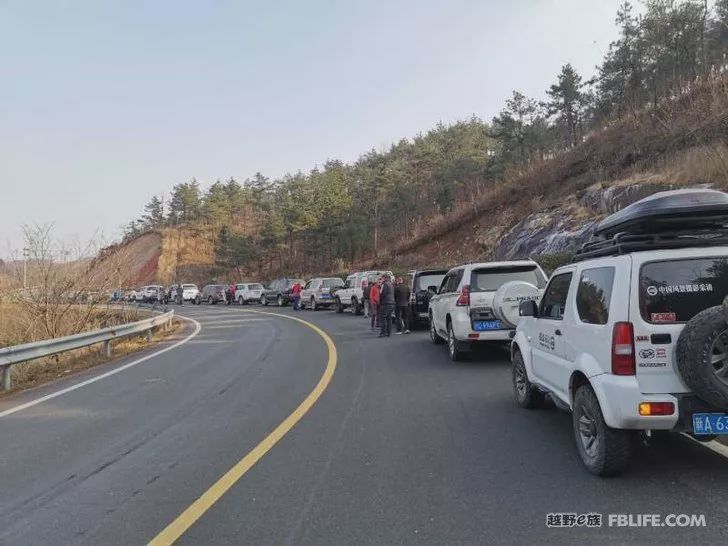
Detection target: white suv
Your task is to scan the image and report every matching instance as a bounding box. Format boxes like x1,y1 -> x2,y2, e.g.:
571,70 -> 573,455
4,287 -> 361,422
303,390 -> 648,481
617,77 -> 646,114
334,270 -> 393,314
234,283 -> 264,305
429,260 -> 546,360
512,189 -> 728,475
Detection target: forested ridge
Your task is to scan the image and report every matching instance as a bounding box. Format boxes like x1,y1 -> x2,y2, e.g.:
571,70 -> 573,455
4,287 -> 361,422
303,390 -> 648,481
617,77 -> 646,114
123,1 -> 728,277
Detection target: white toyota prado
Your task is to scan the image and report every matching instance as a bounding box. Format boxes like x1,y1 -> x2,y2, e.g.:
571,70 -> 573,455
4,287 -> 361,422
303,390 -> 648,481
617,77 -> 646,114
512,189 -> 728,476
429,260 -> 547,360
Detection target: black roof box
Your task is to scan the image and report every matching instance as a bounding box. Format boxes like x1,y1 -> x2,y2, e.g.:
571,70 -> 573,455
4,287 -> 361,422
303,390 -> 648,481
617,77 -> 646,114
595,189 -> 728,238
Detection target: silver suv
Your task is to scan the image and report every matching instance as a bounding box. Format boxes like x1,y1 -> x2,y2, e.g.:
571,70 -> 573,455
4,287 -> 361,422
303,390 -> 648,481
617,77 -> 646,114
301,277 -> 344,310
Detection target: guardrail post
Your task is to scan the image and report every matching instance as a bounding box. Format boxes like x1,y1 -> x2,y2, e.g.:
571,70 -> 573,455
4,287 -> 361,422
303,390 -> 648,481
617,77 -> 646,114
2,366 -> 11,391
104,340 -> 112,358
146,329 -> 153,342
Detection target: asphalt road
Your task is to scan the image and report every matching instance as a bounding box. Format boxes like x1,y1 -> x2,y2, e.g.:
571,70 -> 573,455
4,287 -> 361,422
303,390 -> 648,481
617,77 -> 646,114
1,303 -> 728,545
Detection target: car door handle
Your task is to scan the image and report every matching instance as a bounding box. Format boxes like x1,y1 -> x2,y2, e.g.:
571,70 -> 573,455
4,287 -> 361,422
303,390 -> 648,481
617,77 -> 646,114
555,329 -> 562,336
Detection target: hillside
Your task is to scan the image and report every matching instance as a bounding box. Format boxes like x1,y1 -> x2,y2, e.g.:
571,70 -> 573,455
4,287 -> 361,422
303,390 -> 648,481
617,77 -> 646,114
101,0 -> 728,283
103,77 -> 728,284
94,228 -> 217,287
360,80 -> 728,272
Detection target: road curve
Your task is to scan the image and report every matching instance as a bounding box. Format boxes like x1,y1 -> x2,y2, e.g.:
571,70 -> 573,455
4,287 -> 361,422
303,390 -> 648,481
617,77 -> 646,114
0,304 -> 728,545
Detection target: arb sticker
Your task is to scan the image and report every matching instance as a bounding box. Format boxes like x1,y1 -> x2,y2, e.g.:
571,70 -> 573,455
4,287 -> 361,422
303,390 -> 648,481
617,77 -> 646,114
651,312 -> 676,323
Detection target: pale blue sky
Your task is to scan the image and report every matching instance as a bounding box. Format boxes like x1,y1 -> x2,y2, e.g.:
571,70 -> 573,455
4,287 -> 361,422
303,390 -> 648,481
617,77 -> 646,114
1,0 -> 630,255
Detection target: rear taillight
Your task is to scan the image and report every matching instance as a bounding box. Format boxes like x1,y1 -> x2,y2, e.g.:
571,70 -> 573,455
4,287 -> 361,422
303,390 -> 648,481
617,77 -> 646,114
611,321 -> 635,376
638,402 -> 674,416
456,285 -> 470,306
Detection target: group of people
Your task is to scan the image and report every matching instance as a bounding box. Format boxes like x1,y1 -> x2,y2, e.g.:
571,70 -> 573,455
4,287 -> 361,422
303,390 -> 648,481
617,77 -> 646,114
363,274 -> 410,338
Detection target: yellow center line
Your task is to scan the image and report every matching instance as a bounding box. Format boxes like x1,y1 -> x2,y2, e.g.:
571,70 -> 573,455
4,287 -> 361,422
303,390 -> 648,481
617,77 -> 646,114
148,310 -> 337,545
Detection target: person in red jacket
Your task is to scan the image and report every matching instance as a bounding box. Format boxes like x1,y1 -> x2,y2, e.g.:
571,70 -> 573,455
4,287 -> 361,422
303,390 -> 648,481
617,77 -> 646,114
369,278 -> 381,329
291,281 -> 303,311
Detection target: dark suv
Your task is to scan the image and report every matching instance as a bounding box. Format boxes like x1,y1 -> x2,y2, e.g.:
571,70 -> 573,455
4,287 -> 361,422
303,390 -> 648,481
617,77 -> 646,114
408,268 -> 448,328
196,284 -> 227,305
262,278 -> 304,306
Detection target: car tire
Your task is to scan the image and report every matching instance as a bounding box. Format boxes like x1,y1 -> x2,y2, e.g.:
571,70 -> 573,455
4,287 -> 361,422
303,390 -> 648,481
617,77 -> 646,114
261,295 -> 267,306
512,350 -> 544,409
430,315 -> 445,344
335,297 -> 343,314
277,295 -> 283,307
310,296 -> 317,311
676,305 -> 728,409
195,296 -> 200,305
238,296 -> 244,305
447,321 -> 466,361
572,385 -> 632,476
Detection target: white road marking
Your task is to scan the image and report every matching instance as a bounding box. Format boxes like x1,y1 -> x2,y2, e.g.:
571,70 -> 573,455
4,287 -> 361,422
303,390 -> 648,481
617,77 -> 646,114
204,324 -> 268,330
684,434 -> 728,458
199,318 -> 269,326
0,316 -> 202,419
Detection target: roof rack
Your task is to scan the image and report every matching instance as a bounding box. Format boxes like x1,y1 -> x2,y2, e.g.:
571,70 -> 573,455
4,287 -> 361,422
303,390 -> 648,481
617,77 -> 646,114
573,227 -> 728,262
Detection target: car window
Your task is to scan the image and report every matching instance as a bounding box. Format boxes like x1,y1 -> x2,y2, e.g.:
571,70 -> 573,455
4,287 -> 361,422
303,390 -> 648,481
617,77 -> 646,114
304,280 -> 313,289
576,267 -> 615,325
538,272 -> 573,320
640,257 -> 728,323
441,271 -> 461,293
416,273 -> 446,292
451,269 -> 464,292
470,265 -> 546,292
249,284 -> 263,290
322,278 -> 343,288
438,273 -> 452,293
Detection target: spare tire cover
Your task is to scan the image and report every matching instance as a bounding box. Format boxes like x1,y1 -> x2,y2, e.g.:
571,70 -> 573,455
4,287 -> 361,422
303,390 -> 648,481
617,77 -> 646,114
492,281 -> 541,328
676,305 -> 728,409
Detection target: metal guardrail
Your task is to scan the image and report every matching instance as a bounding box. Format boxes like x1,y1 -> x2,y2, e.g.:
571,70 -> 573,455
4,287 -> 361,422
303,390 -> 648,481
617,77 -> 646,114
0,310 -> 174,391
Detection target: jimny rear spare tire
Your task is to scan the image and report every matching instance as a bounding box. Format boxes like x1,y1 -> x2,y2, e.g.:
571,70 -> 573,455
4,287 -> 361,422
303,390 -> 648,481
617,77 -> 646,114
676,306 -> 728,409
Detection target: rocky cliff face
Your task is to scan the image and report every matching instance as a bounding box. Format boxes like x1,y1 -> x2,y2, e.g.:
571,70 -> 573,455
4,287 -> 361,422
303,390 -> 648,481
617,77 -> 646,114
492,181 -> 703,260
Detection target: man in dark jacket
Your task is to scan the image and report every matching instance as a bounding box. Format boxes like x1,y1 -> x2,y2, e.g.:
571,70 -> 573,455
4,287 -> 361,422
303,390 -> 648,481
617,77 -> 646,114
394,276 -> 411,334
378,274 -> 395,337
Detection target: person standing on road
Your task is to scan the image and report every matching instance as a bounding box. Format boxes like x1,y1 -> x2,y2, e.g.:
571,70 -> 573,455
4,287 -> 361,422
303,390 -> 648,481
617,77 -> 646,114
291,281 -> 303,311
394,276 -> 411,334
369,279 -> 381,329
226,284 -> 236,305
177,284 -> 184,305
378,274 -> 395,338
363,279 -> 372,318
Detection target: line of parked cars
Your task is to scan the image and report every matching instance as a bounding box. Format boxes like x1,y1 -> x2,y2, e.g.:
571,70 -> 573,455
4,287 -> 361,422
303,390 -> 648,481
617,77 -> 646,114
127,190 -> 728,477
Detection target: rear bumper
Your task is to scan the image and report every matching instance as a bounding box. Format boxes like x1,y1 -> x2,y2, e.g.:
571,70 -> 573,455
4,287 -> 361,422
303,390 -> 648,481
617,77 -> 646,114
451,311 -> 513,341
588,374 -> 714,431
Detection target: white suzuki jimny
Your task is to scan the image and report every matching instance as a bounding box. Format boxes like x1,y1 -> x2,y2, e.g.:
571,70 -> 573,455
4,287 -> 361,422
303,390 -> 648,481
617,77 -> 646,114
512,189 -> 728,475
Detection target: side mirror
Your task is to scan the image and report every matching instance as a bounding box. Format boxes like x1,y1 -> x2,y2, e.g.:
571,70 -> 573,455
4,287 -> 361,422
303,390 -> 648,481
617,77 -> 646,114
427,285 -> 438,294
519,300 -> 538,317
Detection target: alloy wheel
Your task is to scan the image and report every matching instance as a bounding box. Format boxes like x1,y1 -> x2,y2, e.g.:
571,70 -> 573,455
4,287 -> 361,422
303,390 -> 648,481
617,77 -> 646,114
710,330 -> 728,387
577,405 -> 599,458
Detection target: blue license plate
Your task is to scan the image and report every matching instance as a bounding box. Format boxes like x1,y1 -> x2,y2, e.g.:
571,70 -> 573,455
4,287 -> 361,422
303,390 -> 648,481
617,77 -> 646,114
693,413 -> 728,435
320,294 -> 331,299
473,320 -> 502,331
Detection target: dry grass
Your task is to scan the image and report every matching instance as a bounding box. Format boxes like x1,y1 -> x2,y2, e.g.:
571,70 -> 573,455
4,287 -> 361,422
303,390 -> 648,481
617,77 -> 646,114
0,303 -> 146,348
360,75 -> 728,270
2,318 -> 181,395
